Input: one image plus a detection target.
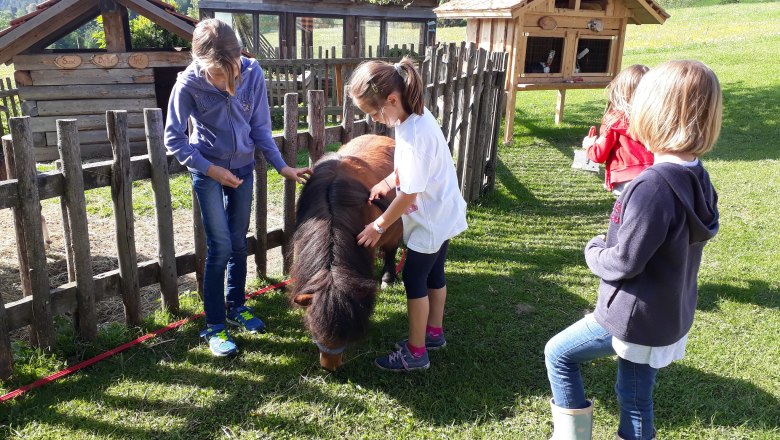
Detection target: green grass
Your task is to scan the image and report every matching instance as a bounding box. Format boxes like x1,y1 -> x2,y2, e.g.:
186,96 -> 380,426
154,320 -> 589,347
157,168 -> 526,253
2,2 -> 779,438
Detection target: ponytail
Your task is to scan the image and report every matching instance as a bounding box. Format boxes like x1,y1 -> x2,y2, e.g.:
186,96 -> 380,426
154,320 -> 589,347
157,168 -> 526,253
347,56 -> 425,116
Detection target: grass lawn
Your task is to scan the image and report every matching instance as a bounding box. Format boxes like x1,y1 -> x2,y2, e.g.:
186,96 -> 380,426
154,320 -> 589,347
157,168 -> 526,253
1,1 -> 779,438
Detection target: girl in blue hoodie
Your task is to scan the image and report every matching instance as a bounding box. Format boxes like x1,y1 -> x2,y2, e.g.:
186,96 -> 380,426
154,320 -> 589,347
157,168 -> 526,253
544,60 -> 722,440
165,19 -> 311,357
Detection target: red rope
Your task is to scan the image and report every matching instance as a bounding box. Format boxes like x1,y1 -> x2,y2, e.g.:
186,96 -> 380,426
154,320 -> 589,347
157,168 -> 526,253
1,249 -> 407,403
0,280 -> 291,403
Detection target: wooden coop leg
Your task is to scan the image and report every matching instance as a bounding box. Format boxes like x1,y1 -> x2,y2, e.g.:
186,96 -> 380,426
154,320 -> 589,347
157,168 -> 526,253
555,89 -> 566,125
503,88 -> 518,145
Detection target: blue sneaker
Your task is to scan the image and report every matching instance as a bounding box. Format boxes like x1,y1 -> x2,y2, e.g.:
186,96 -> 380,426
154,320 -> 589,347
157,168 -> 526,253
394,333 -> 447,351
199,324 -> 237,357
226,305 -> 266,333
374,344 -> 430,372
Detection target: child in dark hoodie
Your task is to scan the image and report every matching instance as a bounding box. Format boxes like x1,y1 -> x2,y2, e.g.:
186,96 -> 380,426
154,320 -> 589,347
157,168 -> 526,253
165,19 -> 311,357
582,65 -> 654,196
545,60 -> 722,440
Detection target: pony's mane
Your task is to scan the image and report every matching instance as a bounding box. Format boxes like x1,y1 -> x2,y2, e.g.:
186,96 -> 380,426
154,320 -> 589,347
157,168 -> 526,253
290,153 -> 377,347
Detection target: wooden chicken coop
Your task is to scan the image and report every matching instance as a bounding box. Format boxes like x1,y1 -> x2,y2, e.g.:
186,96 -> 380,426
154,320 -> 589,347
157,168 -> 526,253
434,0 -> 669,143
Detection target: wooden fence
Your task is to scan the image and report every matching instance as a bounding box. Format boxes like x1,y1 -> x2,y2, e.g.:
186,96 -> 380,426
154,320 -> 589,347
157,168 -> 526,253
0,43 -> 507,379
0,76 -> 20,139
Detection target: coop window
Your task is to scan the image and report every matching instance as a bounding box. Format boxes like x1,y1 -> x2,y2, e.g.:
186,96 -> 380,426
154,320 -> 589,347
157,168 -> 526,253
257,15 -> 281,59
296,17 -> 345,58
215,12 -> 255,54
387,21 -> 425,56
360,20 -> 381,56
575,38 -> 612,73
524,37 -> 564,74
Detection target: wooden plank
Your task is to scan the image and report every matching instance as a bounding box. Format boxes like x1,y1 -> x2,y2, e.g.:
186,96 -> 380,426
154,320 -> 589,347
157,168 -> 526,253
441,43 -> 456,141
341,86 -> 354,144
100,0 -> 131,52
107,110 -> 142,326
0,0 -> 96,65
46,127 -> 147,146
282,93 -> 298,274
555,89 -> 567,125
522,14 -> 622,30
56,119 -> 98,341
479,19 -> 493,50
493,19 -> 507,54
504,19 -> 523,144
33,141 -> 147,161
30,68 -> 154,86
466,19 -> 479,44
430,44 -> 444,118
456,43 -> 477,185
1,136 -> 33,346
516,81 -> 610,91
14,70 -> 33,87
10,117 -> 54,348
448,42 -> 466,153
29,113 -> 145,133
0,274 -> 11,378
307,90 -> 325,165
19,84 -> 155,101
13,52 -> 191,71
37,98 -> 157,117
144,109 -> 179,313
254,152 -> 268,278
3,229 -> 286,332
114,0 -> 195,41
462,49 -> 488,202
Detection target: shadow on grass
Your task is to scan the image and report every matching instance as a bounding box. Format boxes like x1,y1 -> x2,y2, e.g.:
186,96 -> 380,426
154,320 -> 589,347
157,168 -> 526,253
698,279 -> 779,311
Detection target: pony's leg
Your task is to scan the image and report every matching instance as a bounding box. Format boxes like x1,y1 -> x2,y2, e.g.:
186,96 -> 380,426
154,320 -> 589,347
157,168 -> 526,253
380,243 -> 399,289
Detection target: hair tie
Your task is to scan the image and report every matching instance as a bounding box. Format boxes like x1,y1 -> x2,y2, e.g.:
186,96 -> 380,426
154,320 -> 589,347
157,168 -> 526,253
394,63 -> 407,80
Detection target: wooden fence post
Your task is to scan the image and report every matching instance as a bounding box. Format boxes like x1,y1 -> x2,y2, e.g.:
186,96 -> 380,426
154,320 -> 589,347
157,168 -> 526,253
307,90 -> 325,165
441,43 -> 456,143
55,160 -> 75,283
144,108 -> 179,313
471,54 -> 497,201
106,110 -> 141,326
485,53 -> 510,194
456,43 -> 477,187
341,86 -> 354,144
430,44 -> 444,118
462,48 -> 488,202
254,154 -> 268,279
1,135 -> 33,344
448,42 -> 467,153
57,119 -> 98,341
0,283 -> 11,379
192,190 -> 206,300
282,93 -> 298,274
10,116 -> 54,348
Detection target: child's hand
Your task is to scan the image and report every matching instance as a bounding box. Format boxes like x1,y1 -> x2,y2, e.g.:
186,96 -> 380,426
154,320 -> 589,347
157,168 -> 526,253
357,222 -> 381,248
281,166 -> 313,184
206,165 -> 243,188
582,125 -> 598,149
369,180 -> 392,202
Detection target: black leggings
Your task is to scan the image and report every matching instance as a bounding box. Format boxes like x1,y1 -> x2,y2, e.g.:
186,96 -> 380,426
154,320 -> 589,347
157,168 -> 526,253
402,240 -> 449,299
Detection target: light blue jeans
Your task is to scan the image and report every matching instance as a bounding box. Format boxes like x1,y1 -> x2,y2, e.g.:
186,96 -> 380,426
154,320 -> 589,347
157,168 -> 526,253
191,164 -> 254,326
544,314 -> 658,440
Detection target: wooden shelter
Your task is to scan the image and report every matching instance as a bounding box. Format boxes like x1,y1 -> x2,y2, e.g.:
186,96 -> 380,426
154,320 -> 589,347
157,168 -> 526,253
434,0 -> 669,142
0,0 -> 198,160
199,0 -> 439,59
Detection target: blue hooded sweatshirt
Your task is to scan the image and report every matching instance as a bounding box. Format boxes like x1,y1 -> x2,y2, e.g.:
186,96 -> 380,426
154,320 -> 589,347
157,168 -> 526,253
164,56 -> 287,174
585,161 -> 719,346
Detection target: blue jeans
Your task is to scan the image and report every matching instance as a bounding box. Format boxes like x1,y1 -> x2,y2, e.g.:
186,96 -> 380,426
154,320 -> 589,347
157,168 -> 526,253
544,314 -> 658,440
191,164 -> 254,326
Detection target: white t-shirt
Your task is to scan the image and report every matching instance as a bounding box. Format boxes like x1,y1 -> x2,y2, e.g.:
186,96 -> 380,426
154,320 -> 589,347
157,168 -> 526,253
394,108 -> 467,254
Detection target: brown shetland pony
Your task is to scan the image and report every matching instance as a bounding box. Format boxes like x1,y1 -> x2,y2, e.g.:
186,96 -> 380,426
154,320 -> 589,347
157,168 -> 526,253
289,134 -> 402,369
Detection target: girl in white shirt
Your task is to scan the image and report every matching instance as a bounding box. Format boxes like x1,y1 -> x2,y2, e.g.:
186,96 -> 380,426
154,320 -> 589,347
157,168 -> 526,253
350,57 -> 468,371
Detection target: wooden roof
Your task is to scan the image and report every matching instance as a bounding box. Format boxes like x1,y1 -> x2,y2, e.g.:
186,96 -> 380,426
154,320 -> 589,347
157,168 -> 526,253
0,0 -> 199,65
435,0 -> 670,24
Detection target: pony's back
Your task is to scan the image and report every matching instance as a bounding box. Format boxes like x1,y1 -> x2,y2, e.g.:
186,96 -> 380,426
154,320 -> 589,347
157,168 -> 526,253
290,135 -> 396,348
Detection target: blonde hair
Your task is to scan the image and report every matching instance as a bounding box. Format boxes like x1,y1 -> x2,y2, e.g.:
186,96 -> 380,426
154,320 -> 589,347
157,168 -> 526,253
347,57 -> 424,116
604,64 -> 649,127
630,60 -> 722,156
192,19 -> 242,95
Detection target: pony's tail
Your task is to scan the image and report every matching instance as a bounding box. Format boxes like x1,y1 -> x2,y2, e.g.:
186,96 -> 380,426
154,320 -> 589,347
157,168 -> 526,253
302,267 -> 377,348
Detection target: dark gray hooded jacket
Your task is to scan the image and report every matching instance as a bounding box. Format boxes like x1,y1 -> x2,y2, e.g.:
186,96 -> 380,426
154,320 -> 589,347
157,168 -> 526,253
586,161 -> 719,346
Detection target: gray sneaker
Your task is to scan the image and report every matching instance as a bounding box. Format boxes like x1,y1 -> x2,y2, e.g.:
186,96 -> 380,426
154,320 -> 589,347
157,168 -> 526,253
394,333 -> 446,351
374,344 -> 430,372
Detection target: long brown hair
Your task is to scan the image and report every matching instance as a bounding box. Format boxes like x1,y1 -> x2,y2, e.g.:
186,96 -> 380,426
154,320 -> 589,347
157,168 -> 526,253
191,18 -> 242,95
347,57 -> 424,115
604,64 -> 649,128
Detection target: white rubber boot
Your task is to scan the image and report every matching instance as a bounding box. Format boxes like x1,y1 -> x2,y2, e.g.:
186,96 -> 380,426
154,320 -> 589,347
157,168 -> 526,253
549,398 -> 593,440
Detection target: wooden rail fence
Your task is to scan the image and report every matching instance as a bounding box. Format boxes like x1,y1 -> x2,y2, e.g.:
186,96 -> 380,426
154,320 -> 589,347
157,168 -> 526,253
0,43 -> 507,379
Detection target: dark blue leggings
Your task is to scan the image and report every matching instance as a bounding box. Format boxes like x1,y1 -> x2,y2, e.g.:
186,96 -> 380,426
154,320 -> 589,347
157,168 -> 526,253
402,241 -> 449,299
